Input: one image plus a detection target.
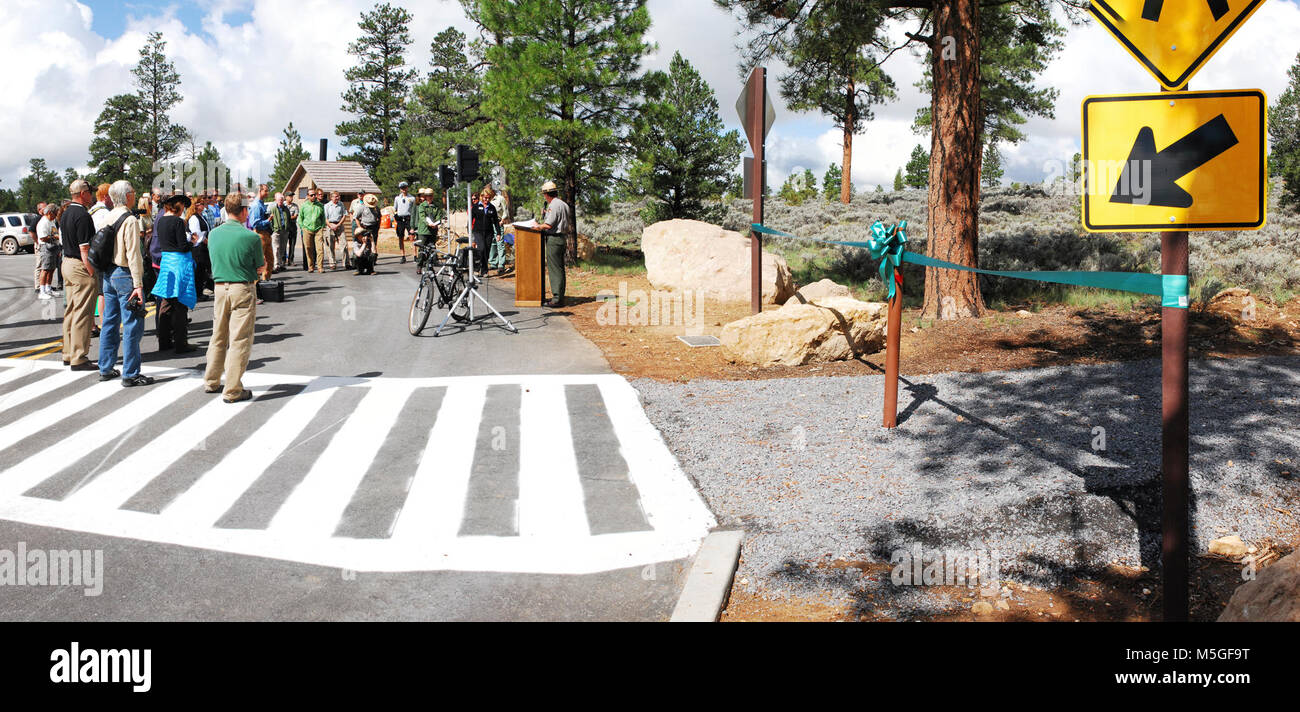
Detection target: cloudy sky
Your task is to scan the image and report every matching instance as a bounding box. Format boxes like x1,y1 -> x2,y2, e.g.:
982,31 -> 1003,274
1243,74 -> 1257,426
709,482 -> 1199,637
1,0 -> 1298,195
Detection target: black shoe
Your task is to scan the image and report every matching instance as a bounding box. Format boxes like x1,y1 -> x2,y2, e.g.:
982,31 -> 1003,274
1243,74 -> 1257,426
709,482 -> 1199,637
544,298 -> 565,308
98,369 -> 120,381
224,389 -> 252,404
62,360 -> 70,366
69,361 -> 96,372
400,255 -> 407,264
91,327 -> 100,338
122,375 -> 154,387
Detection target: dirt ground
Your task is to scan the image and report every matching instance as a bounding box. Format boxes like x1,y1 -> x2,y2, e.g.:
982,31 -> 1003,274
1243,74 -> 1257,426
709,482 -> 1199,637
560,269 -> 1300,382
556,265 -> 1300,622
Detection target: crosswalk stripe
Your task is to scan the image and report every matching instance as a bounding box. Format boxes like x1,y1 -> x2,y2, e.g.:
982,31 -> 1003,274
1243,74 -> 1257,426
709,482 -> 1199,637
389,383 -> 486,543
158,379 -> 336,527
0,364 -> 38,388
61,388 -> 251,510
458,384 -> 522,536
0,368 -> 83,412
517,382 -> 590,539
0,376 -> 137,454
0,377 -> 195,499
267,384 -> 410,538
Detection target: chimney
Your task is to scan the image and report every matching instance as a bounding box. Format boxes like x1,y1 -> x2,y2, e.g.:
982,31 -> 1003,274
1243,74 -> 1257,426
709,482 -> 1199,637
319,139 -> 328,161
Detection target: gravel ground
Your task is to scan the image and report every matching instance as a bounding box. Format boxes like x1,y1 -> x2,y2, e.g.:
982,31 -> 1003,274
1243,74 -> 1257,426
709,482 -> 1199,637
633,356 -> 1300,617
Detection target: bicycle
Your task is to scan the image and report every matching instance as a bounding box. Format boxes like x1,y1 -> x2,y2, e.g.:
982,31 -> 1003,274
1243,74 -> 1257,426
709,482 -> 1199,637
408,231 -> 470,335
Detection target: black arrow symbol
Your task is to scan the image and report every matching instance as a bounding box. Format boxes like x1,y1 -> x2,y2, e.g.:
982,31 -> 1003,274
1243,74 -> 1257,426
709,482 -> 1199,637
1110,113 -> 1239,208
1142,0 -> 1230,22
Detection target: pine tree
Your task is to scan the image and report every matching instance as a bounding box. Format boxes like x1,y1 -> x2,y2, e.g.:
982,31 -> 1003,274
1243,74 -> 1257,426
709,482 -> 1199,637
904,145 -> 928,188
336,2 -> 417,174
132,32 -> 186,176
270,122 -> 311,194
17,159 -> 65,210
822,163 -> 842,202
982,141 -> 1004,188
87,94 -> 148,186
627,52 -> 745,224
194,142 -> 232,195
1269,51 -> 1300,211
893,168 -> 904,191
475,0 -> 653,257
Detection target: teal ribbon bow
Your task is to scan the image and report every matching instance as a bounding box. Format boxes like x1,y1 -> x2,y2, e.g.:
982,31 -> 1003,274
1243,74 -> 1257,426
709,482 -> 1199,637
866,220 -> 908,300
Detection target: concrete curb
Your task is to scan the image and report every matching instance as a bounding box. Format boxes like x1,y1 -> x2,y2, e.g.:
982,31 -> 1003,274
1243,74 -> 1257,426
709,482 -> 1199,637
670,529 -> 744,622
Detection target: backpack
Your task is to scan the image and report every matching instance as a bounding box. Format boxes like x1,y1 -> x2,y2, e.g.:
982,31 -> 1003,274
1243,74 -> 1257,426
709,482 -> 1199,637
89,212 -> 132,273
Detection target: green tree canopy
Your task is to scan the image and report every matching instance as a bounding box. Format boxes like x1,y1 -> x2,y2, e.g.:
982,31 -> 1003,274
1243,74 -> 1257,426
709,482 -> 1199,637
627,51 -> 744,224
1269,51 -> 1300,211
17,159 -> 65,210
336,2 -> 417,174
270,122 -> 311,194
893,167 -> 904,191
904,144 -> 928,188
982,141 -> 1004,188
87,93 -> 150,187
474,0 -> 653,254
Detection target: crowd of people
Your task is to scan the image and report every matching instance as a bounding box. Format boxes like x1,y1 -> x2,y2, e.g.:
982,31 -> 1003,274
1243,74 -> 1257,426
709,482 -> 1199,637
26,174 -> 572,399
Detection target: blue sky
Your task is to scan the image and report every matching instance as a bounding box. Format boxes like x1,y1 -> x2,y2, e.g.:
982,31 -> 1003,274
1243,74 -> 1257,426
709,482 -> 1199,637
2,0 -> 1298,192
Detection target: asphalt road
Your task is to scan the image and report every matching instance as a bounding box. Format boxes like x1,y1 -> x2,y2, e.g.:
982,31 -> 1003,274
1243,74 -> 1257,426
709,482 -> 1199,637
0,251 -> 714,620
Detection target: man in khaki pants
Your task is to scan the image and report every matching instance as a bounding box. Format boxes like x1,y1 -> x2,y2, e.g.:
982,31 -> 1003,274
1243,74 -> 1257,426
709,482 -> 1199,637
203,193 -> 265,403
59,179 -> 100,370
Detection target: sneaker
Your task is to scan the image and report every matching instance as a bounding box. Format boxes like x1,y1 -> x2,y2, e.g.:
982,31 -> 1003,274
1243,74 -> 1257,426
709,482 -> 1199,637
98,369 -> 120,381
122,375 -> 155,387
223,389 -> 252,404
38,291 -> 51,300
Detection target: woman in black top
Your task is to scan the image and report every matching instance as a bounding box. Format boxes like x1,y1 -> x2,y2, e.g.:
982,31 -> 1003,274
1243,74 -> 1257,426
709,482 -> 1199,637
151,195 -> 196,354
469,187 -> 499,275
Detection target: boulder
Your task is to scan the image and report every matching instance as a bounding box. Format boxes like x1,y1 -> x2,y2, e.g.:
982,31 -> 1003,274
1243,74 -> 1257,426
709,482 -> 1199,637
1218,550 -> 1300,622
786,278 -> 853,305
576,233 -> 596,261
642,219 -> 794,304
1209,535 -> 1248,558
720,296 -> 887,366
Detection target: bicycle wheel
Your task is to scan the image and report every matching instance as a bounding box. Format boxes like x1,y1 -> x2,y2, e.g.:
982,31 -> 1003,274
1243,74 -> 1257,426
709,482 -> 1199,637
408,276 -> 435,335
446,274 -> 470,323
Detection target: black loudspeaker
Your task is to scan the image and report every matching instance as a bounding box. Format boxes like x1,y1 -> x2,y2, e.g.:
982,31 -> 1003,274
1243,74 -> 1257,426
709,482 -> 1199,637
439,165 -> 456,191
455,145 -> 479,183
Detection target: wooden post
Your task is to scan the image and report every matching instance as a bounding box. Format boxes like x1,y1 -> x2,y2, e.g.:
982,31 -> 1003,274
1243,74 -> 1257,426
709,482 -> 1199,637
1160,84 -> 1190,622
748,67 -> 766,316
883,268 -> 903,428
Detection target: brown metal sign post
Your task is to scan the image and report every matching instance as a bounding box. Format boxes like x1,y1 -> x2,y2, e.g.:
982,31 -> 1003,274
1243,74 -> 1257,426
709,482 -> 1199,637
882,269 -> 903,428
1160,84 -> 1190,622
745,67 -> 767,315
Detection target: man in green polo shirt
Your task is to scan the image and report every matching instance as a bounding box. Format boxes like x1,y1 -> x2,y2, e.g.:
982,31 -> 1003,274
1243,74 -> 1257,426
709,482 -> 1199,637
203,192 -> 265,404
298,188 -> 325,273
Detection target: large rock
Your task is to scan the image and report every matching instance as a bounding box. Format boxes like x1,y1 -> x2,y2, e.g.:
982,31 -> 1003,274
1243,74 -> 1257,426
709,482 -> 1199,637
1219,550 -> 1300,622
720,296 -> 887,366
786,278 -> 853,305
642,219 -> 794,304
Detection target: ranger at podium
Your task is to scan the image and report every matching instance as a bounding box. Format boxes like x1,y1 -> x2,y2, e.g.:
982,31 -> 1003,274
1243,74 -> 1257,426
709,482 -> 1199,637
534,180 -> 571,308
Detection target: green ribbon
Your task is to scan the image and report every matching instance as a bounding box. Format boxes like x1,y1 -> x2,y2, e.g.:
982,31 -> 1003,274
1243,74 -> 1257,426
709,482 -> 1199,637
749,221 -> 1189,308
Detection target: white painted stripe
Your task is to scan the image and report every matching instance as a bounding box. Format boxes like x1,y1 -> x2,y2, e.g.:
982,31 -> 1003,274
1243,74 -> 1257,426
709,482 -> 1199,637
0,379 -> 125,454
0,367 -> 80,410
0,363 -> 38,388
595,376 -> 716,535
267,383 -> 409,538
158,379 -> 336,526
61,388 -> 250,509
389,383 -> 486,542
0,377 -> 195,498
517,382 -> 589,539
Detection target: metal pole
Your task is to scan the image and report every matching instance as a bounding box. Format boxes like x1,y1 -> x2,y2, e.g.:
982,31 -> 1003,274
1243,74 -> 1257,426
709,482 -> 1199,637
1160,84 -> 1190,622
748,67 -> 765,316
883,268 -> 903,428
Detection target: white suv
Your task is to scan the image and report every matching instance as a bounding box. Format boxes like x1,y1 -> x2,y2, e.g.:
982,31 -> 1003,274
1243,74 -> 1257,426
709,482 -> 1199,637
0,213 -> 38,255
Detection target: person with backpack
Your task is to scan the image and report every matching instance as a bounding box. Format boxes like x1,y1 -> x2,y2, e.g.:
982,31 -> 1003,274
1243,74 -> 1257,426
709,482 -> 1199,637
96,181 -> 152,387
59,180 -> 99,371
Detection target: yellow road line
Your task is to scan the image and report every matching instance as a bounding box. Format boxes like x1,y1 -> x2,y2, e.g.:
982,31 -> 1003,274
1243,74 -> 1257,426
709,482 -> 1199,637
6,340 -> 63,359
23,344 -> 64,360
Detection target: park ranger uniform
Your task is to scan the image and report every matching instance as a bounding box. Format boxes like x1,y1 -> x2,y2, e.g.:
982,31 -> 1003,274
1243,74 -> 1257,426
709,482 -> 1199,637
541,190 -> 571,304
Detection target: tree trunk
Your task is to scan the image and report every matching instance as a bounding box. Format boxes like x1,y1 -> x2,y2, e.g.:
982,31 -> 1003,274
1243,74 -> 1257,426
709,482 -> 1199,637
922,0 -> 985,319
841,79 -> 854,204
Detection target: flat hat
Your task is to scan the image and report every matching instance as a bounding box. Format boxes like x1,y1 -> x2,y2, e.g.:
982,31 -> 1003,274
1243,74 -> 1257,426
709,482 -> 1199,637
540,180 -> 558,193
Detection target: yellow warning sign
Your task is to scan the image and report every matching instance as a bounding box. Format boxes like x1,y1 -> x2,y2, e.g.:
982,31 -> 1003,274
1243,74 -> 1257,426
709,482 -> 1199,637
1089,0 -> 1267,89
1081,89 -> 1266,232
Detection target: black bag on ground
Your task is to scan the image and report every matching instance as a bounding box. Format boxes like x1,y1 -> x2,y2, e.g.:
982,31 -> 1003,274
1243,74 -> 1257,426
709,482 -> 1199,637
256,280 -> 284,302
89,212 -> 131,273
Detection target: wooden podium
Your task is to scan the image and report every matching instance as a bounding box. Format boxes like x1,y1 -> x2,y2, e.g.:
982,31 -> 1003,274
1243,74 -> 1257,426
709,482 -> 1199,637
512,225 -> 545,307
